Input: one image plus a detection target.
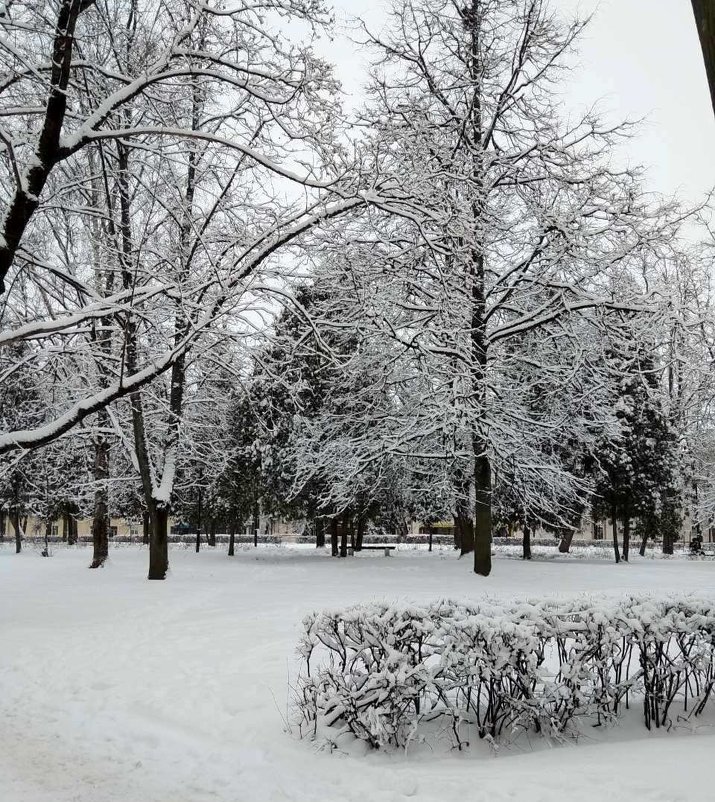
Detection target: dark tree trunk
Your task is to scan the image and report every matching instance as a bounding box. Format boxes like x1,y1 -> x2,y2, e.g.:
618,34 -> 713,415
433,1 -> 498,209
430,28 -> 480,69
42,519 -> 51,557
622,515 -> 630,562
355,516 -> 365,551
330,517 -> 338,557
340,512 -> 349,558
208,518 -> 216,547
693,0 -> 715,117
89,430 -> 110,569
612,509 -> 621,564
11,510 -> 21,553
428,522 -> 433,553
662,530 -> 675,556
0,510 -> 5,541
473,449 -> 492,576
142,510 -> 150,545
148,502 -> 169,580
522,523 -> 532,560
228,521 -> 235,557
558,530 -> 575,553
315,518 -> 325,548
639,529 -> 648,557
252,501 -> 260,547
62,510 -> 68,542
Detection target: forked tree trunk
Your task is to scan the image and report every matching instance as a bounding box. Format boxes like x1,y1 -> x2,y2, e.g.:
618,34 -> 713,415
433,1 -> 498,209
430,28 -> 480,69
639,529 -> 648,557
612,509 -> 620,564
522,523 -> 532,560
473,449 -> 492,576
148,502 -> 169,580
558,530 -> 575,553
330,518 -> 338,557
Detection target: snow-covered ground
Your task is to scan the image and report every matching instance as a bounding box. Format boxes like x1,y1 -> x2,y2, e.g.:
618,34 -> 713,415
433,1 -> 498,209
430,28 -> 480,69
2,543 -> 714,802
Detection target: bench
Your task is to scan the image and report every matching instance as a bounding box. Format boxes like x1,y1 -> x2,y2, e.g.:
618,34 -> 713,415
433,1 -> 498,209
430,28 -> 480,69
353,545 -> 396,557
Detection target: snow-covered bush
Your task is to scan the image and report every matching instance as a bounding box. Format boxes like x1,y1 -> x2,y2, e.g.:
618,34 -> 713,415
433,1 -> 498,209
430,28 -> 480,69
294,596 -> 715,750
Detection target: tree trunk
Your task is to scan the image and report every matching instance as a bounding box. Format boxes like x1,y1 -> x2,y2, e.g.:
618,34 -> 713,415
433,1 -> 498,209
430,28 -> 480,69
662,530 -> 675,556
522,523 -> 532,560
208,518 -> 216,547
228,521 -> 235,557
693,0 -> 715,117
355,516 -> 365,551
62,511 -> 68,542
148,502 -> 169,580
639,529 -> 648,557
340,512 -> 348,558
473,449 -> 492,576
252,501 -> 260,547
428,522 -> 433,553
42,519 -> 51,557
558,530 -> 575,553
622,515 -> 630,562
89,431 -> 110,569
142,509 -> 150,545
330,517 -> 339,557
0,510 -> 5,541
612,509 -> 620,564
11,510 -> 21,554
315,518 -> 325,548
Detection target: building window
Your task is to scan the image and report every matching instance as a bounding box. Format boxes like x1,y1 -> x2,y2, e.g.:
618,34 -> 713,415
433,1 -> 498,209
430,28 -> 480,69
51,524 -> 58,537
109,526 -> 118,538
593,524 -> 604,540
129,523 -> 139,536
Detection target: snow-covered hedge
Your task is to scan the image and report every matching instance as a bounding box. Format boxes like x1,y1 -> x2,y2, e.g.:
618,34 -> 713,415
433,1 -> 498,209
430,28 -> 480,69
294,596 -> 715,750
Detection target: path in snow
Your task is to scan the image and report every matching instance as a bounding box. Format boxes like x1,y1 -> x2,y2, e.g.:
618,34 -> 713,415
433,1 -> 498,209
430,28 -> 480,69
1,544 -> 713,802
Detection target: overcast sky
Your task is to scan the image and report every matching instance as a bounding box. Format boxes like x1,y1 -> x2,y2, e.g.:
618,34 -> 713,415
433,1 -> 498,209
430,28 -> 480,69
318,0 -> 715,207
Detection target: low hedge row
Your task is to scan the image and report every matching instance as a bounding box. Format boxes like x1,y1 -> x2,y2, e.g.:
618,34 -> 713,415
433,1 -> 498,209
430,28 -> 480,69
293,596 -> 715,750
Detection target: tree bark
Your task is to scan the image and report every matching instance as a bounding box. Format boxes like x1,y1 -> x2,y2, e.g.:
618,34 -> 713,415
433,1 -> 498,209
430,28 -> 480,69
0,510 -> 5,541
315,518 -> 326,548
639,529 -> 648,557
148,502 -> 169,580
693,0 -> 715,117
522,523 -> 532,560
142,509 -> 150,545
428,522 -> 433,553
612,509 -> 620,564
228,521 -> 235,556
473,448 -> 492,576
252,501 -> 259,547
89,429 -> 110,568
11,510 -> 21,554
355,516 -> 365,551
622,514 -> 630,562
330,517 -> 339,557
340,512 -> 348,558
208,517 -> 216,547
558,530 -> 575,553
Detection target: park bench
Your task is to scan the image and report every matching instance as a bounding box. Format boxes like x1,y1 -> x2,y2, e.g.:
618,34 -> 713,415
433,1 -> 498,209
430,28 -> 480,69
353,545 -> 396,557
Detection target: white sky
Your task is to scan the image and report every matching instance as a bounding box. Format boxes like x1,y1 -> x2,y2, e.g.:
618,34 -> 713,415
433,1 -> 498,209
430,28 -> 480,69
318,0 -> 715,206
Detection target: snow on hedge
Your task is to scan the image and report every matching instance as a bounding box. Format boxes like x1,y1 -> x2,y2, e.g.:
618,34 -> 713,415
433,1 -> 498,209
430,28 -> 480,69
293,596 -> 715,751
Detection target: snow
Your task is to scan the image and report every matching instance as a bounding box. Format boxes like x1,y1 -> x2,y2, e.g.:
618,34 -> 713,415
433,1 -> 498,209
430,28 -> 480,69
1,543 -> 714,802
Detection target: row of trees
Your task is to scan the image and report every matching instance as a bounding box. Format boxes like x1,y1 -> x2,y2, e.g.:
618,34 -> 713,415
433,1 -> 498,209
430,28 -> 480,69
1,0 -> 714,578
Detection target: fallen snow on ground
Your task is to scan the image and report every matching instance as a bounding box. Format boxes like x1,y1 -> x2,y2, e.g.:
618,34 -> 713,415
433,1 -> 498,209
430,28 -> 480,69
1,543 -> 714,802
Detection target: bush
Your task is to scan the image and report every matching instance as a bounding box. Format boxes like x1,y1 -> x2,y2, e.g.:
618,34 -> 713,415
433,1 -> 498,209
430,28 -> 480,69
293,596 -> 715,750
